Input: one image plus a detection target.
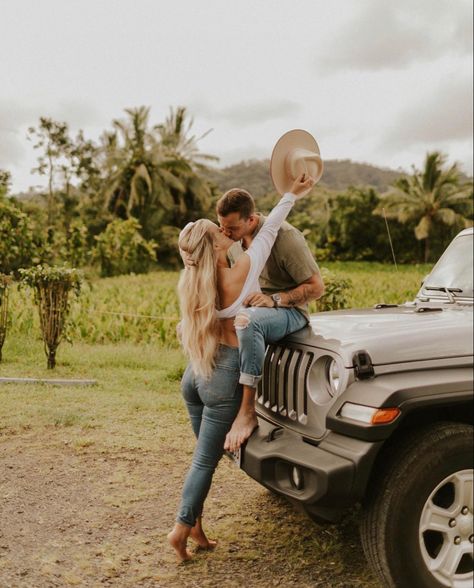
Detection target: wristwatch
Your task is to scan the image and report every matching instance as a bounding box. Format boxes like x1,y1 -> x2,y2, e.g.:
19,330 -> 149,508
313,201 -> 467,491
271,293 -> 282,308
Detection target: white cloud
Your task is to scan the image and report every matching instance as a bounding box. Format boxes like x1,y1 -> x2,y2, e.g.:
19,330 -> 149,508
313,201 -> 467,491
318,0 -> 473,72
0,0 -> 472,190
385,75 -> 473,147
192,100 -> 302,127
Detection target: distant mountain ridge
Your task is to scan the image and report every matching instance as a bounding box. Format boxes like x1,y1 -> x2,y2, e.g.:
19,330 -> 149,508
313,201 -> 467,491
206,158 -> 403,197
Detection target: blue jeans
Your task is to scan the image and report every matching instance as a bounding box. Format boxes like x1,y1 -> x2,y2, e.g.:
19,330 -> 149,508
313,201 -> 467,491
176,345 -> 242,527
235,307 -> 308,387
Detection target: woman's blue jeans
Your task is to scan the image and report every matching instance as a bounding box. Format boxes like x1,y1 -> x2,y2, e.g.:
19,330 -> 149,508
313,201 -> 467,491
235,307 -> 308,387
176,345 -> 242,527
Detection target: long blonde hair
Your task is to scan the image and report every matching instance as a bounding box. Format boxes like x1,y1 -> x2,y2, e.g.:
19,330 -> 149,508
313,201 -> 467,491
178,220 -> 220,378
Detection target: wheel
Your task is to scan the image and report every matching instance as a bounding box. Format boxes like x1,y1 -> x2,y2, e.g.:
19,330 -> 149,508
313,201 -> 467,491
360,422 -> 473,588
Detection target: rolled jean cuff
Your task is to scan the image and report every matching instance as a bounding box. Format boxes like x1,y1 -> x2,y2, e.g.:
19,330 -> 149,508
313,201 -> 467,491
239,372 -> 262,387
176,516 -> 194,528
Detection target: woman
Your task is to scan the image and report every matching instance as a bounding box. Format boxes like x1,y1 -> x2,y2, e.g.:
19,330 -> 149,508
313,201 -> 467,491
168,173 -> 315,561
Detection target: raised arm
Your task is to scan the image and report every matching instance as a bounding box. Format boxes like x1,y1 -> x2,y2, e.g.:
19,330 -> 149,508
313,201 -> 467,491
246,174 -> 315,276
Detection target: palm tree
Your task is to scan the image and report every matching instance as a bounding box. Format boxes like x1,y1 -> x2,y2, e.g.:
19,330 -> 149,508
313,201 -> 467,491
99,106 -> 218,264
376,152 -> 473,262
154,106 -> 219,225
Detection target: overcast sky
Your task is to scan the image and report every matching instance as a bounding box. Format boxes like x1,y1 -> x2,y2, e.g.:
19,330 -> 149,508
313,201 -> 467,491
1,0 -> 472,193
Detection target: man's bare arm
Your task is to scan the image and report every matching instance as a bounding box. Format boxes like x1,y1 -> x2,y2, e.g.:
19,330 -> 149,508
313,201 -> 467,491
280,273 -> 325,306
243,272 -> 325,308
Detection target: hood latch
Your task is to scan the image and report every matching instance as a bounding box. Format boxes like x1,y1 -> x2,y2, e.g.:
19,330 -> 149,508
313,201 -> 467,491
353,350 -> 375,379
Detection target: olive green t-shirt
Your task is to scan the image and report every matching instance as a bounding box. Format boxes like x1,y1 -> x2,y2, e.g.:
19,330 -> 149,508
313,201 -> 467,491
226,213 -> 320,317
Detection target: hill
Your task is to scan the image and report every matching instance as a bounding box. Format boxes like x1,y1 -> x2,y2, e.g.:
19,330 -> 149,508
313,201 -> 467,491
205,158 -> 402,197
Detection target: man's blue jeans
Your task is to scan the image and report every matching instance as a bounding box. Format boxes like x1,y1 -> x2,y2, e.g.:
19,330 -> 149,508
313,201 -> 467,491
176,345 -> 242,527
235,307 -> 308,387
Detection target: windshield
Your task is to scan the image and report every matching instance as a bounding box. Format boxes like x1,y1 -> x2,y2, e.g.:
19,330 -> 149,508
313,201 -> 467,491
421,233 -> 473,299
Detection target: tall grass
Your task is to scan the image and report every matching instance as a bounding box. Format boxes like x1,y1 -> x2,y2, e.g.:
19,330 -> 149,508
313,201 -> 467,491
7,263 -> 431,347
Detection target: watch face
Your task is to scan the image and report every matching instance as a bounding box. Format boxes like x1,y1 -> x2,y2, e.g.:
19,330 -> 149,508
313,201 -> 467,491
272,294 -> 281,304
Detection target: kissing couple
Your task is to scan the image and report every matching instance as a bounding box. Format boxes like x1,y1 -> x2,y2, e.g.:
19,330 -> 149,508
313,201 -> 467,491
168,130 -> 325,561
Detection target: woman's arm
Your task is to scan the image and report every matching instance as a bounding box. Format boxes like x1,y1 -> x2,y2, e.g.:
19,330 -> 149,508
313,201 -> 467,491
244,173 -> 315,277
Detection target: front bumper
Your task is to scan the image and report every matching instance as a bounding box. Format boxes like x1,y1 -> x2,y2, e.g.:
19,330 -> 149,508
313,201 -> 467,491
241,416 -> 382,521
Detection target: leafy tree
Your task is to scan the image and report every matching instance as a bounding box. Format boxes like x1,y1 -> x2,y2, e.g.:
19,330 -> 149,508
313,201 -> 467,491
102,106 -> 177,236
93,218 -> 157,277
102,106 -> 217,265
0,199 -> 40,274
377,152 -> 473,262
28,118 -> 72,226
28,119 -> 99,234
323,187 -> 418,262
326,188 -> 386,260
257,187 -> 332,259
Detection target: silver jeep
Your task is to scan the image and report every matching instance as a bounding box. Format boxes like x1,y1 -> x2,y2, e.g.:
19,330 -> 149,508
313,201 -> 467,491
240,227 -> 474,588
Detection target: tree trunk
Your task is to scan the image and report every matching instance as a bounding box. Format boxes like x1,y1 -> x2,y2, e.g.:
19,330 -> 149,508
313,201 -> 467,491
424,237 -> 430,263
48,153 -> 54,227
47,350 -> 56,369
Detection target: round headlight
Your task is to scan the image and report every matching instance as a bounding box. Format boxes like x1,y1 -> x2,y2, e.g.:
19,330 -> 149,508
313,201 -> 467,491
327,359 -> 341,396
308,355 -> 346,405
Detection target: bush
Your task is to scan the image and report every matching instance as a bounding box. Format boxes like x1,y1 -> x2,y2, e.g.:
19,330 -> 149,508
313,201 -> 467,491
0,199 -> 40,275
19,265 -> 83,368
312,267 -> 353,312
93,218 -> 157,277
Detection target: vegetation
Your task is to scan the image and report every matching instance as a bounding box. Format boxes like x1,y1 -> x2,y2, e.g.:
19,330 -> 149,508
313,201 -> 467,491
1,106 -> 471,588
93,218 -> 157,277
0,274 -> 12,361
18,265 -> 83,368
4,264 -> 429,352
0,197 -> 41,275
205,158 -> 404,197
0,338 -> 379,587
377,152 -> 473,262
3,106 -> 471,274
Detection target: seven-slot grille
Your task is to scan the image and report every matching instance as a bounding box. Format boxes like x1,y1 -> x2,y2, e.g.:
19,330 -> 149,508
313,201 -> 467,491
257,344 -> 314,424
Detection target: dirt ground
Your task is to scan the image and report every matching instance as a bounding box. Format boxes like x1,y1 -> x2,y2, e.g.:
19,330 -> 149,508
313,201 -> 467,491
0,427 -> 381,588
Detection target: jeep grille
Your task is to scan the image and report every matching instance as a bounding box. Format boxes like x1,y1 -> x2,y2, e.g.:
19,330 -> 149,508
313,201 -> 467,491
257,345 -> 314,424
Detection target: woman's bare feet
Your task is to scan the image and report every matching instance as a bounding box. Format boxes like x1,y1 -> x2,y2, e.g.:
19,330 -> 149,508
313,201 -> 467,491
224,411 -> 257,453
190,517 -> 217,550
224,385 -> 259,453
167,524 -> 193,562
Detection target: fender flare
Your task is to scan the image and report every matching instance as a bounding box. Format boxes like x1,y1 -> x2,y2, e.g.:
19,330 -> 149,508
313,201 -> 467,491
326,367 -> 473,442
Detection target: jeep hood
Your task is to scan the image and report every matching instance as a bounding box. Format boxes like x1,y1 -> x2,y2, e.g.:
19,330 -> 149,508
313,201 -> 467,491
286,305 -> 474,367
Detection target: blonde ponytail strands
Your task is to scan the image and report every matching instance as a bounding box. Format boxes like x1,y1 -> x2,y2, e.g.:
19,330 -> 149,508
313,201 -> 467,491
177,221 -> 220,379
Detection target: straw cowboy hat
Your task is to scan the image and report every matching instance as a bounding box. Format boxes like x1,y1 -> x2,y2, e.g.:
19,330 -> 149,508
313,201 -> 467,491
270,129 -> 323,195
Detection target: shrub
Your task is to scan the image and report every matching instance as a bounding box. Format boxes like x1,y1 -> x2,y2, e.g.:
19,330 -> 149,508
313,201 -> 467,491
312,267 -> 353,312
0,199 -> 40,275
19,265 -> 83,369
93,218 -> 157,277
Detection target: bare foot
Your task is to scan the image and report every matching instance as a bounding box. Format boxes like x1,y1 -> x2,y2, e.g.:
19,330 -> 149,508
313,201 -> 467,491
189,518 -> 217,550
167,529 -> 193,562
190,528 -> 218,551
224,411 -> 258,453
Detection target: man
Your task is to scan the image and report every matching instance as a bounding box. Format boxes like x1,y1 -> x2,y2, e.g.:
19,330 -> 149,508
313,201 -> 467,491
217,187 -> 325,452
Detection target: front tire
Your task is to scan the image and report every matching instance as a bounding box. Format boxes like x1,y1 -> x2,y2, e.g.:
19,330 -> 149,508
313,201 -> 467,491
360,422 -> 473,588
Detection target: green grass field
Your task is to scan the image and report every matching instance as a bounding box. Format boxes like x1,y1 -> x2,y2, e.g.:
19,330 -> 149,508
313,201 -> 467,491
0,263 -> 431,587
6,262 -> 431,348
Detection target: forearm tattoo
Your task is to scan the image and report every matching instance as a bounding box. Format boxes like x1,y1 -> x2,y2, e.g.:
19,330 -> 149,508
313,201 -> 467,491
285,284 -> 315,306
